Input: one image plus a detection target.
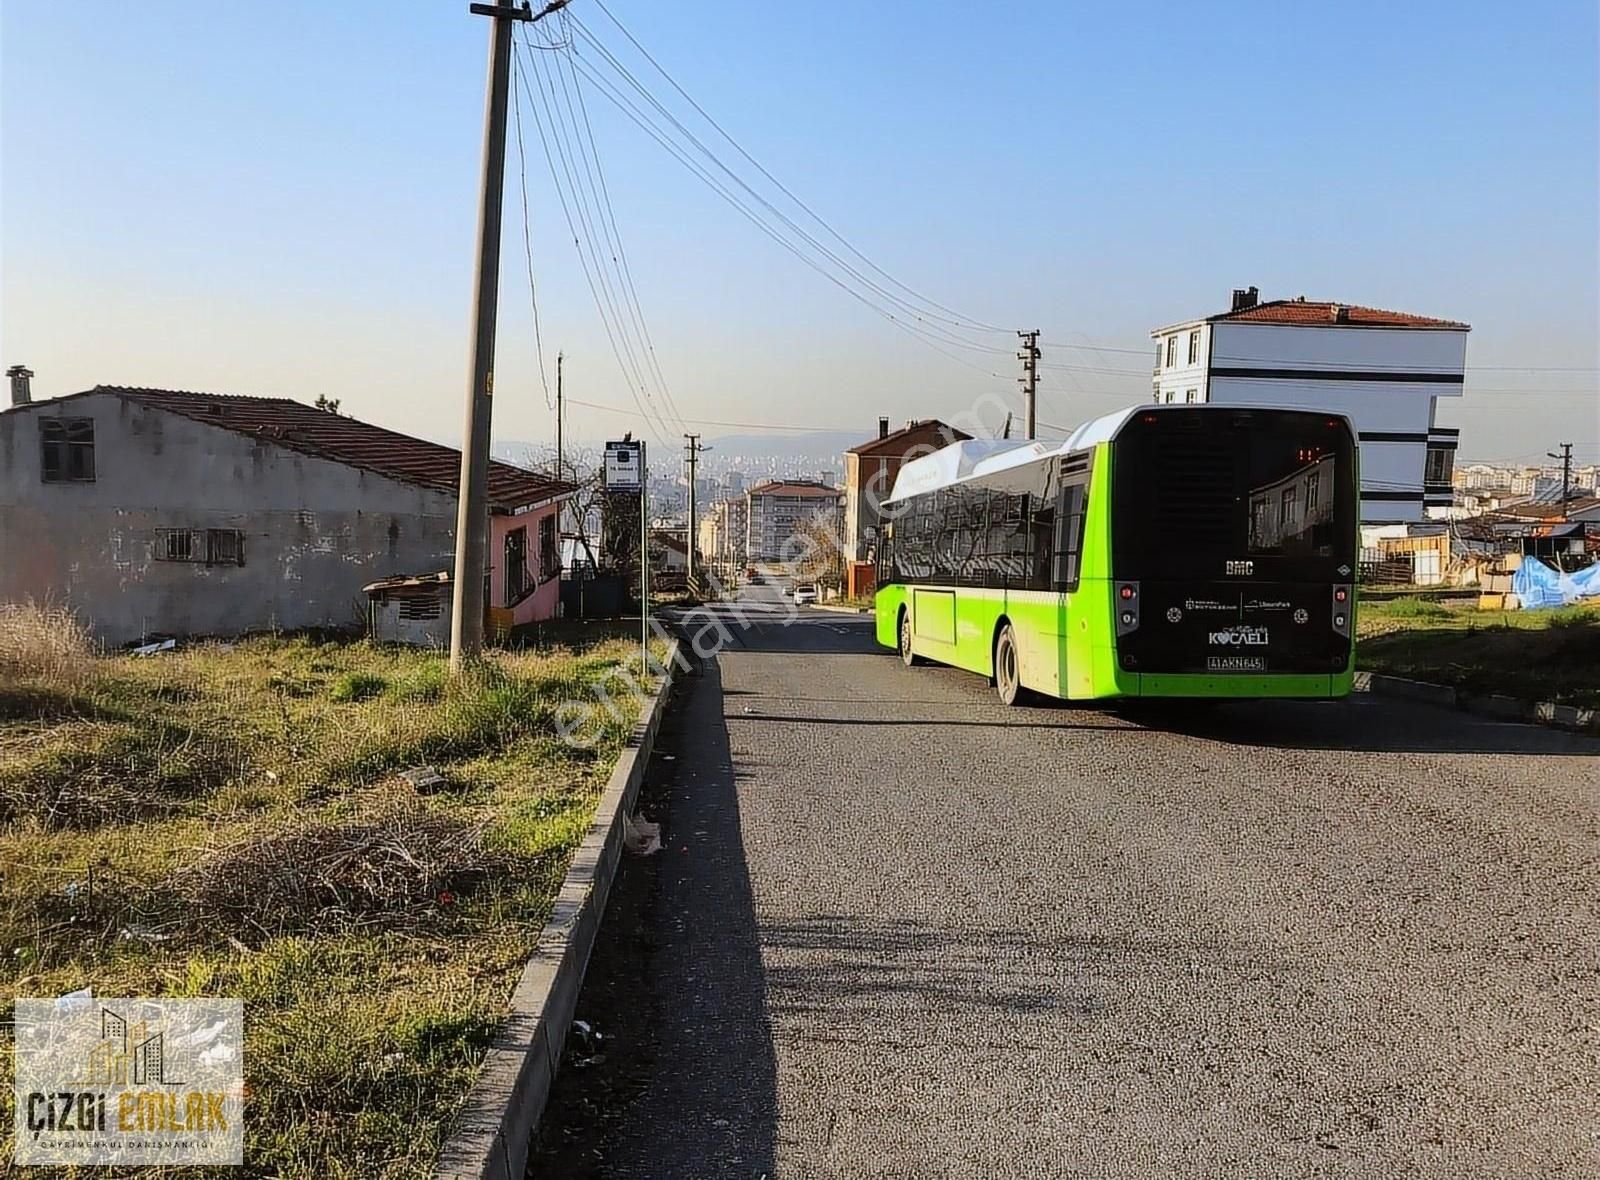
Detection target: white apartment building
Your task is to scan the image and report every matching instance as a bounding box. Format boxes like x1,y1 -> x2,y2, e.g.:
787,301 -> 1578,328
1152,287 -> 1470,523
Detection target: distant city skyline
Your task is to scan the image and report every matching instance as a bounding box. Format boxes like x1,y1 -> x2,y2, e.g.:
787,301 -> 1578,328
3,1 -> 1595,467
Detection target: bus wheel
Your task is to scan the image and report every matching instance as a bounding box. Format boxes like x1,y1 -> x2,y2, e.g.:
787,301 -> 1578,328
995,623 -> 1022,706
898,608 -> 922,666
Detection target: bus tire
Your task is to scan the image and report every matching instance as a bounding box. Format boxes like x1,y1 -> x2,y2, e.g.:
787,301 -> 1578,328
994,622 -> 1023,706
898,607 -> 923,666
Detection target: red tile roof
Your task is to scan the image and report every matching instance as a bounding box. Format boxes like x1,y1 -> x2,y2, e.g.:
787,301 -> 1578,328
1214,300 -> 1468,329
94,387 -> 574,511
847,419 -> 974,456
748,480 -> 842,498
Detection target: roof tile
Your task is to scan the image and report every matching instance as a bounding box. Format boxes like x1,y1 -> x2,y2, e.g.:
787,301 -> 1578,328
95,387 -> 574,511
1215,300 -> 1468,329
747,480 -> 841,498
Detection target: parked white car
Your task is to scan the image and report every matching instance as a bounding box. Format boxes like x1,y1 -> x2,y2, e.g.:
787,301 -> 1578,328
793,584 -> 818,606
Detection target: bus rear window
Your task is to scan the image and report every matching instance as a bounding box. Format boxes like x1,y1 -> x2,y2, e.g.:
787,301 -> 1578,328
1111,409 -> 1356,581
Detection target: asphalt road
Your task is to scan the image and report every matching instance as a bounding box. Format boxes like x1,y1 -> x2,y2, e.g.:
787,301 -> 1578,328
531,581 -> 1600,1179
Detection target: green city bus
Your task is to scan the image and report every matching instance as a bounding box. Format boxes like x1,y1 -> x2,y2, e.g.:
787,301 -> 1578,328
873,405 -> 1358,704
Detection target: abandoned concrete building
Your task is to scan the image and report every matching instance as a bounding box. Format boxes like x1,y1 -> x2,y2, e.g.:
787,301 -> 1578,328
0,383 -> 574,645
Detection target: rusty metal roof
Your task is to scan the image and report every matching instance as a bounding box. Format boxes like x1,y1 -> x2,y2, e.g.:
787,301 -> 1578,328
362,571 -> 452,595
87,387 -> 575,512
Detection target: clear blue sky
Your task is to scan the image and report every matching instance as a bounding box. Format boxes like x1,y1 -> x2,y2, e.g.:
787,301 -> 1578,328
3,0 -> 1596,463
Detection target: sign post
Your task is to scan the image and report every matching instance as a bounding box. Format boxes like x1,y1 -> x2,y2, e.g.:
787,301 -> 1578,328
604,438 -> 648,674
639,441 -> 649,674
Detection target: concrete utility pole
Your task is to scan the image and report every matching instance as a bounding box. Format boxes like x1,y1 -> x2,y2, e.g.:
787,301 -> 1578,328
640,442 -> 649,669
450,0 -> 561,675
1017,329 -> 1040,441
684,433 -> 710,586
555,350 -> 564,481
1549,442 -> 1574,513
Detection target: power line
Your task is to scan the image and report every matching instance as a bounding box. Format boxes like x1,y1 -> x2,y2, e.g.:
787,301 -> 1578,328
569,34 -> 1018,364
551,20 -> 690,434
580,0 -> 1012,339
513,35 -> 674,445
566,47 -> 1016,384
510,51 -> 553,410
526,37 -> 664,435
565,394 -> 874,434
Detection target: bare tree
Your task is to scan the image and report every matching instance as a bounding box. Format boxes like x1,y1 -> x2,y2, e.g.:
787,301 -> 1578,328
515,443 -> 608,570
791,510 -> 846,590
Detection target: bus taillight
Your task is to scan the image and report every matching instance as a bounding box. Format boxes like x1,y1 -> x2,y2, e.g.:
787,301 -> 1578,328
1331,585 -> 1353,637
1115,583 -> 1140,636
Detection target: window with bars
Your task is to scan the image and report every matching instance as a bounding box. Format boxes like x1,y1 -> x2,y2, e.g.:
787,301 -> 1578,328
154,528 -> 245,566
157,529 -> 196,562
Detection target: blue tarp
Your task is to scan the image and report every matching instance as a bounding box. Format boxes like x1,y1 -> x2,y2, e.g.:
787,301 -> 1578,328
1512,557 -> 1600,608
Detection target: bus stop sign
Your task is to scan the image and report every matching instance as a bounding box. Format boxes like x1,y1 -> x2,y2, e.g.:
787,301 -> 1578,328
604,440 -> 643,492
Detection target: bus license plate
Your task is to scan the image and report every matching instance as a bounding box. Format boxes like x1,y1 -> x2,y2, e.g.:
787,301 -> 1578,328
1208,656 -> 1266,672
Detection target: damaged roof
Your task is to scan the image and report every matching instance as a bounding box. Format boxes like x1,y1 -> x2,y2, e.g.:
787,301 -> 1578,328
38,387 -> 576,512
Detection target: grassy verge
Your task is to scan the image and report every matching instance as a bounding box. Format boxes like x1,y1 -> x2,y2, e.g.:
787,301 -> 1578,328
828,595 -> 873,611
0,605 -> 667,1177
1357,597 -> 1600,707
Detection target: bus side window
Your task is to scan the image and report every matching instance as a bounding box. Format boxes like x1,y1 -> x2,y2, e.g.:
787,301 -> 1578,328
1053,483 -> 1087,591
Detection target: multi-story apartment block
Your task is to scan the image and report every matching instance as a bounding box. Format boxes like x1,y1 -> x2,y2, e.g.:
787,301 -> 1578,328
1152,287 -> 1470,523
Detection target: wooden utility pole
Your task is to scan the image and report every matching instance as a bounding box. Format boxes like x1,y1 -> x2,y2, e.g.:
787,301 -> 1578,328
1017,329 -> 1040,441
555,350 -> 564,481
450,0 -> 560,674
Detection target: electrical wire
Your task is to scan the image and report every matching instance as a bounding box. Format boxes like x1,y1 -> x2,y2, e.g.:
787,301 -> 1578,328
550,21 -> 691,435
569,34 -> 1018,361
527,39 -> 662,433
581,0 -> 1013,339
510,51 -> 554,411
565,394 -> 886,434
567,48 -> 1016,384
513,36 -> 674,446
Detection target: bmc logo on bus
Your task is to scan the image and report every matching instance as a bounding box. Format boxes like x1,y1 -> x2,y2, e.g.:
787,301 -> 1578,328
1224,560 -> 1254,576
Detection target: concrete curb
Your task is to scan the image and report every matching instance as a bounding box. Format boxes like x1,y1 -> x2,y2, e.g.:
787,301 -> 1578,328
810,603 -> 871,615
435,640 -> 682,1180
1353,670 -> 1599,735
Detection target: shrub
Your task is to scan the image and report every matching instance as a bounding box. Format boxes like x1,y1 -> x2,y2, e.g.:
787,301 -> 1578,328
389,662 -> 448,702
0,601 -> 93,685
330,672 -> 388,703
